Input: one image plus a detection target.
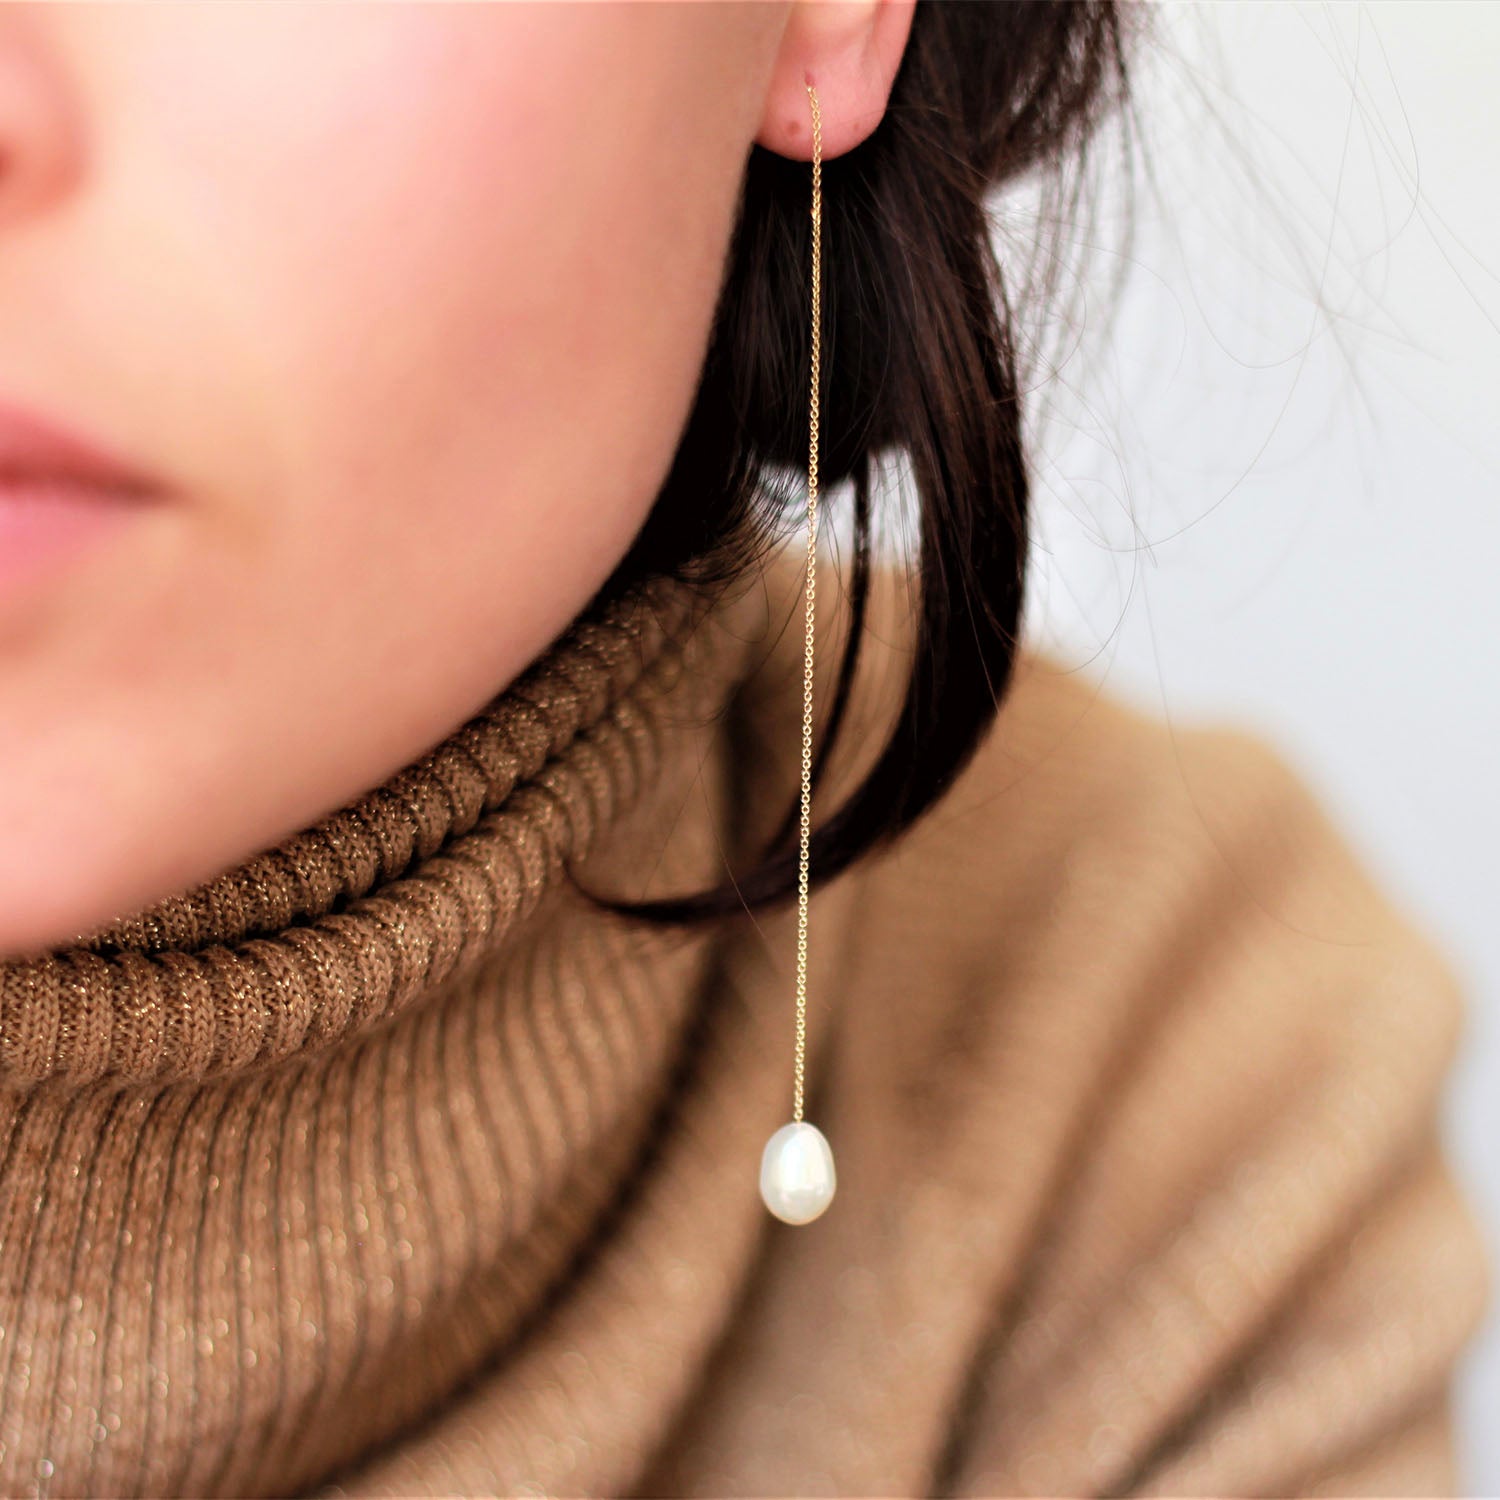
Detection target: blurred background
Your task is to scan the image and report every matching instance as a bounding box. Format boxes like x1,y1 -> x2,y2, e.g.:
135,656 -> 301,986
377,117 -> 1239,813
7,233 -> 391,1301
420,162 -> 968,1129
1006,1 -> 1497,1484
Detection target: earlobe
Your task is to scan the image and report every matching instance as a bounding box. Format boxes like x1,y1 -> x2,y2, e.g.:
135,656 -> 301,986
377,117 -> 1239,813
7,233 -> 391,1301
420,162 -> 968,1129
753,0 -> 916,161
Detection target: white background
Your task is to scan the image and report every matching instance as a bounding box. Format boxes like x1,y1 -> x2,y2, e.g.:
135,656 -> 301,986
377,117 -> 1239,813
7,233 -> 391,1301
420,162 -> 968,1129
1009,1 -> 1498,1486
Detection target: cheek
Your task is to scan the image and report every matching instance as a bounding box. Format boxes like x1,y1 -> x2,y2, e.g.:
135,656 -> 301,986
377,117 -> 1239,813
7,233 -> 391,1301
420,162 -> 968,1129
0,2 -> 774,952
146,4 -> 744,668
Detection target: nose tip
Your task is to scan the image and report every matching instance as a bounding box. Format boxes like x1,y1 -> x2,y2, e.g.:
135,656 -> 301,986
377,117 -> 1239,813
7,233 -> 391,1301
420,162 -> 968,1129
0,21 -> 80,229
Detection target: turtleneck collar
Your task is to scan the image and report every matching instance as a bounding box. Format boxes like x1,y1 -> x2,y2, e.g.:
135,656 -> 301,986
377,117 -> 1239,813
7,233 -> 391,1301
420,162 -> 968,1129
0,557 -> 844,1497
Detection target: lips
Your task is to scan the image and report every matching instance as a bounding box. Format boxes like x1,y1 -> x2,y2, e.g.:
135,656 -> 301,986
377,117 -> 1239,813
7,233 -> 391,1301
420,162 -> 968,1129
0,399 -> 162,498
0,400 -> 163,599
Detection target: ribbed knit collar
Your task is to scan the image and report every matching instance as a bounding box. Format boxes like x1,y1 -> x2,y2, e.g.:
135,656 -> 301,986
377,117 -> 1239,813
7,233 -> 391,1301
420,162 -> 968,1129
0,562 -> 833,1497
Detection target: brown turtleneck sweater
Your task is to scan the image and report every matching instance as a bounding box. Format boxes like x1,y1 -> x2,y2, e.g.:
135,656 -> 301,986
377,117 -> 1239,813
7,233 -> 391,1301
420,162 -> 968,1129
0,546 -> 1489,1498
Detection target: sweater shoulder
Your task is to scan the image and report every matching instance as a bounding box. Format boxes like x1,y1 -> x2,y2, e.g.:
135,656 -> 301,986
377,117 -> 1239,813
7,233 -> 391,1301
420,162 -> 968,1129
828,581 -> 1491,1494
918,647 -> 1493,1492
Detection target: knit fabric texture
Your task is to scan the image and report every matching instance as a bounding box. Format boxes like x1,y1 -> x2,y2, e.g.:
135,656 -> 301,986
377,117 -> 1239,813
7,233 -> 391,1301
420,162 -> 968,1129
0,548 -> 1490,1497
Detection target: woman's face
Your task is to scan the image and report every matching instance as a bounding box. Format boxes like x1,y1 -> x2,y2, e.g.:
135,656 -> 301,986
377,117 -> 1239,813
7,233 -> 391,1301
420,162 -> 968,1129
0,2 -> 911,955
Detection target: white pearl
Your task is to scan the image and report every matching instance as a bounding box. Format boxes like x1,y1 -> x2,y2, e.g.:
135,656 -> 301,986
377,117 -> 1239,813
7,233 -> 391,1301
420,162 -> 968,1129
759,1120 -> 836,1224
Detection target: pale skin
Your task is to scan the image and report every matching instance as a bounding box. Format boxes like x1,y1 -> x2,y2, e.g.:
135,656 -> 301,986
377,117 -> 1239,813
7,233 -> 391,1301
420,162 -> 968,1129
0,1 -> 916,956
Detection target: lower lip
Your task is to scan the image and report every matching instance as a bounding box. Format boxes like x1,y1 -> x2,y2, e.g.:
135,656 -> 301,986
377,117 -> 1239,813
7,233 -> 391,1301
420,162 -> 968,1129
0,477 -> 146,595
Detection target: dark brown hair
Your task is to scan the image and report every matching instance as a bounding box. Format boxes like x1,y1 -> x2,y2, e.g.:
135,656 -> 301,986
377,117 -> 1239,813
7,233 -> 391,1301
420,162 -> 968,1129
593,0 -> 1138,921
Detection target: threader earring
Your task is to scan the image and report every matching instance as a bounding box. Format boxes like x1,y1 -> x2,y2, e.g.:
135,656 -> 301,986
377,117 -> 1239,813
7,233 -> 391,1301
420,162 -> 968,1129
759,81 -> 837,1227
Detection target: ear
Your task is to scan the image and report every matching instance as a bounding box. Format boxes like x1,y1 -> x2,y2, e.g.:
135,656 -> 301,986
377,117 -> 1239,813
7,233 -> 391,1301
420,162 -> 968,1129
753,0 -> 917,161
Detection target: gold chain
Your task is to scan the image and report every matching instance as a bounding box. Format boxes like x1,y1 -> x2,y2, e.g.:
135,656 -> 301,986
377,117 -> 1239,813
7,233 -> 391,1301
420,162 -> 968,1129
792,82 -> 821,1125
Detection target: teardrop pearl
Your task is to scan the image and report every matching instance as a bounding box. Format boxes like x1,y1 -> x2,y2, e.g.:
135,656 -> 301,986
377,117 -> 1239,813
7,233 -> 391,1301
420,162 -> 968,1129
759,1120 -> 836,1224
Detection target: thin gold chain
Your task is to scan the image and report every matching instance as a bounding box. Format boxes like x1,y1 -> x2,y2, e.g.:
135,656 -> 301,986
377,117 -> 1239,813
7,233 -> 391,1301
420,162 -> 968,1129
792,82 -> 821,1125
